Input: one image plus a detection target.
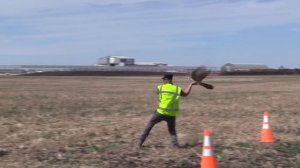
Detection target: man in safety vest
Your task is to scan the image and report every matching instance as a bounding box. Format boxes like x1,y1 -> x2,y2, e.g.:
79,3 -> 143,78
138,73 -> 198,148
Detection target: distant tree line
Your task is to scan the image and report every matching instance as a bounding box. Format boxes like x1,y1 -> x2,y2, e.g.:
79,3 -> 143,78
221,68 -> 300,75
21,71 -> 182,76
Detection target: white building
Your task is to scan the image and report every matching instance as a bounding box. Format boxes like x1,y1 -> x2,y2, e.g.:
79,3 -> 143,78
221,63 -> 269,72
98,56 -> 135,66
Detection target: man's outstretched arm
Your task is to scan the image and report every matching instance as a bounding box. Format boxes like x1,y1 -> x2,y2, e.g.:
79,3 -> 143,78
181,82 -> 198,97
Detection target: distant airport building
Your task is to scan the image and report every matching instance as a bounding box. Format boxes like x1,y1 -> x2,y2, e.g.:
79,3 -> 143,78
97,56 -> 169,67
221,63 -> 269,72
0,56 -> 203,75
98,56 -> 135,66
134,62 -> 168,67
0,69 -> 26,75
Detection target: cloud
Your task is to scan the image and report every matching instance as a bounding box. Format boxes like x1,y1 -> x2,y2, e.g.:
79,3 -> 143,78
2,0 -> 300,34
0,0 -> 149,16
0,0 -> 300,60
289,27 -> 300,32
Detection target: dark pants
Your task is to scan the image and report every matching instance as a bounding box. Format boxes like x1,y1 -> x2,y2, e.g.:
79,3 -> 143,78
139,111 -> 178,146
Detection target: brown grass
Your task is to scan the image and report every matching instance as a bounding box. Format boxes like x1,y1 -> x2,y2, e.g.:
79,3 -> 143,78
0,75 -> 299,168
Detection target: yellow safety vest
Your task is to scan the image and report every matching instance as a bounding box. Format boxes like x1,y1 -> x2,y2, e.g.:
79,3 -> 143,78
156,83 -> 182,117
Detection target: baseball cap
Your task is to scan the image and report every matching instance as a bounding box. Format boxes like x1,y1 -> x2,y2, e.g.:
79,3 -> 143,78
162,73 -> 173,80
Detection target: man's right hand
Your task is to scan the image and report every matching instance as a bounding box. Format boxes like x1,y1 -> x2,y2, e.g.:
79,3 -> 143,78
191,81 -> 198,85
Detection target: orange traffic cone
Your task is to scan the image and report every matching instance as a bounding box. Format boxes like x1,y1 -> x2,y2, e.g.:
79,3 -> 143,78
200,129 -> 218,168
260,111 -> 275,143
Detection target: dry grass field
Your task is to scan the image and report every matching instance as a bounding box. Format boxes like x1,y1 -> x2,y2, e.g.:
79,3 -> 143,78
0,75 -> 299,168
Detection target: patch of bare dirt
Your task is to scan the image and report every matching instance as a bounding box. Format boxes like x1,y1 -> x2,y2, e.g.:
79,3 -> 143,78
0,76 -> 299,168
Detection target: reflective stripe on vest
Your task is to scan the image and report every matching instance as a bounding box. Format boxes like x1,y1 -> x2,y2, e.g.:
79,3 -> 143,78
157,106 -> 179,112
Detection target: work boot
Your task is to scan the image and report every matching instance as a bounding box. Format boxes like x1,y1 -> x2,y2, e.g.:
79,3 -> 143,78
137,138 -> 144,149
172,143 -> 181,148
133,143 -> 141,151
132,138 -> 143,150
171,135 -> 179,148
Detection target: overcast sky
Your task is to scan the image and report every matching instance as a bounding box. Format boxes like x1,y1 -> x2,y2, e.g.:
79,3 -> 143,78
0,0 -> 299,68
